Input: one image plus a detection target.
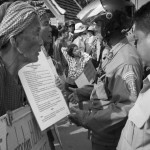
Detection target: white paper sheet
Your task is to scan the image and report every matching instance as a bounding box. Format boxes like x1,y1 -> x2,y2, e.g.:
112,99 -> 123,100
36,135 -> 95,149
75,73 -> 90,88
18,51 -> 70,131
75,60 -> 96,88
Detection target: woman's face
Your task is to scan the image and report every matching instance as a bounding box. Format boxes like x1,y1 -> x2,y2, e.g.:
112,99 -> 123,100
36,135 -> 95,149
40,14 -> 52,44
87,31 -> 92,38
73,46 -> 81,57
62,31 -> 69,39
16,16 -> 42,63
68,24 -> 75,33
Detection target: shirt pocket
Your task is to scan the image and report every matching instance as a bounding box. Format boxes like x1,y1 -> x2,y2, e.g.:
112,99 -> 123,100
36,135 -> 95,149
123,120 -> 135,146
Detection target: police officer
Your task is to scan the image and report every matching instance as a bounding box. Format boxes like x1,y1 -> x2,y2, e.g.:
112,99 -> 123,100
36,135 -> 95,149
69,0 -> 143,150
117,2 -> 150,149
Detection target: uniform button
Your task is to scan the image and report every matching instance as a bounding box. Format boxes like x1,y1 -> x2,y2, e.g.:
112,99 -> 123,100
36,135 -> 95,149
108,52 -> 113,60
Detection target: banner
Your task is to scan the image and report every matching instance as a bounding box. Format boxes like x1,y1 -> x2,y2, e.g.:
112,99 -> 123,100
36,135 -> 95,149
0,106 -> 51,150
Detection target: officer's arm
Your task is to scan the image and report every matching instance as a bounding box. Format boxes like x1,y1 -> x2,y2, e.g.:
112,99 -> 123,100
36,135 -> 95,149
81,64 -> 143,133
76,84 -> 94,102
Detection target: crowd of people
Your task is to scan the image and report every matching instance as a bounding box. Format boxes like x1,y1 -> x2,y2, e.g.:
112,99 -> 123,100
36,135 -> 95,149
1,0 -> 150,150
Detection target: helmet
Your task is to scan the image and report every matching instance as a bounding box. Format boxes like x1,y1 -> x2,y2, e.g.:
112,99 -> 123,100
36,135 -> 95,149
77,0 -> 135,41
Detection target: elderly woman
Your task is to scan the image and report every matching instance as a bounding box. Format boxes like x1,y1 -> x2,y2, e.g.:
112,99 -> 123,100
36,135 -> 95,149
37,7 -> 52,57
53,26 -> 69,76
0,1 -> 42,116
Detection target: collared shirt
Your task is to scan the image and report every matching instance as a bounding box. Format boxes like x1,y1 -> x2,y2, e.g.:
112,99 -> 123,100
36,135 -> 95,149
80,37 -> 143,146
129,75 -> 150,128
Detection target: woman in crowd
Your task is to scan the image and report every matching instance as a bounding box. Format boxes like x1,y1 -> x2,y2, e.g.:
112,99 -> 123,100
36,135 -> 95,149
85,25 -> 99,68
35,6 -> 57,150
73,22 -> 87,52
61,43 -> 91,109
0,1 -> 42,116
53,26 -> 69,76
37,7 -> 52,57
62,43 -> 91,86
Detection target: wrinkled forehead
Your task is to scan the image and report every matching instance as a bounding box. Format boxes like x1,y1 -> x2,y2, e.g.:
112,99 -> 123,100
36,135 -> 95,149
23,15 -> 41,33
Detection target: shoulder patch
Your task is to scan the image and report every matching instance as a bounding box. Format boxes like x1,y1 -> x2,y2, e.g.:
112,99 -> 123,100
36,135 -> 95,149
123,71 -> 137,97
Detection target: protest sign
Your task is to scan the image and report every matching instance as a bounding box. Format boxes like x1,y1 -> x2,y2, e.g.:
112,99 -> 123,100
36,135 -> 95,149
18,51 -> 70,131
0,106 -> 51,150
75,60 -> 97,88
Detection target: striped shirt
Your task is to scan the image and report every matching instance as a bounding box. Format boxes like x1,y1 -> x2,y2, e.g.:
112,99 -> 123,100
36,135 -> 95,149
0,58 -> 24,116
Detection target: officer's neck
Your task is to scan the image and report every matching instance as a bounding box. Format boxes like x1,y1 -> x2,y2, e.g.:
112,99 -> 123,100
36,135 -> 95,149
109,33 -> 125,48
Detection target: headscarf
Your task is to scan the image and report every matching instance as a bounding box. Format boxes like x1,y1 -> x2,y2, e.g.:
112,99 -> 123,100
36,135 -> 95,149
0,1 -> 37,48
29,1 -> 47,21
36,7 -> 47,20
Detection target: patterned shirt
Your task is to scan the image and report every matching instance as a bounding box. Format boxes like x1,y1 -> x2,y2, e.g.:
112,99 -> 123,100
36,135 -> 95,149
0,58 -> 24,116
61,47 -> 91,79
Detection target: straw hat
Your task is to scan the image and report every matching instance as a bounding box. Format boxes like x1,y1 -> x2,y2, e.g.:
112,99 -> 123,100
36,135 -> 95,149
74,22 -> 87,33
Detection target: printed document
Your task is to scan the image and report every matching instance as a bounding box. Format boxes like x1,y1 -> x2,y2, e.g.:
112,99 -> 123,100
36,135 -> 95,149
18,51 -> 70,131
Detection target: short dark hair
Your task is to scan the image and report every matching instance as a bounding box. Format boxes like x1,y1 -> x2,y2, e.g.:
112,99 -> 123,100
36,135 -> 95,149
58,26 -> 68,36
134,2 -> 150,34
87,30 -> 95,36
67,44 -> 77,58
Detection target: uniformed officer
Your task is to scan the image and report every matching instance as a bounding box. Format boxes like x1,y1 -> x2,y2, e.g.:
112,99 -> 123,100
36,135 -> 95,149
69,0 -> 144,150
117,2 -> 150,149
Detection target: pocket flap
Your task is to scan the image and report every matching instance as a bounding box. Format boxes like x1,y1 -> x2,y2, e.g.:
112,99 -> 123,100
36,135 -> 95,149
129,104 -> 148,128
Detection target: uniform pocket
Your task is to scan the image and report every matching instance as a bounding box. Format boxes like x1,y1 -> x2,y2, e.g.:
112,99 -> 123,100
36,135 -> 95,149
117,120 -> 135,150
124,120 -> 135,146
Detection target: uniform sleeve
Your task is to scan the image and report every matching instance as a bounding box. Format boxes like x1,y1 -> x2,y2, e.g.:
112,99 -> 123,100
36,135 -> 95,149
76,84 -> 94,102
82,64 -> 143,133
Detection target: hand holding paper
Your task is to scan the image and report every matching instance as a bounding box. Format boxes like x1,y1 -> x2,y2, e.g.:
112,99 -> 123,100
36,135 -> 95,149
18,51 -> 70,131
68,87 -> 79,104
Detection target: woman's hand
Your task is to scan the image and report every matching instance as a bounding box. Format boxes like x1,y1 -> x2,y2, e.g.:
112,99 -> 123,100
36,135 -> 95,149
68,87 -> 79,104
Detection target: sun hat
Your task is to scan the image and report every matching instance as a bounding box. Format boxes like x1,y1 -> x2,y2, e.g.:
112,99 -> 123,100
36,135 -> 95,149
74,22 -> 87,33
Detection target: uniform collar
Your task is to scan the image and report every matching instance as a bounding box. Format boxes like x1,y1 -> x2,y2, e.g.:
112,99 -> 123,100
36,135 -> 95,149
102,37 -> 129,69
109,37 -> 128,56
